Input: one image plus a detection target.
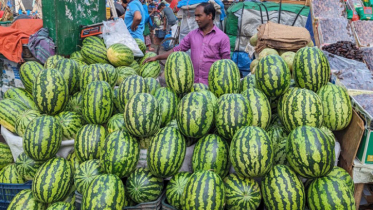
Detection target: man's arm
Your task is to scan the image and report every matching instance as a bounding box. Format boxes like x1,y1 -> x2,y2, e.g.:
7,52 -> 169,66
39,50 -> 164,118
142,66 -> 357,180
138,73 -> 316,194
220,36 -> 231,59
131,11 -> 142,31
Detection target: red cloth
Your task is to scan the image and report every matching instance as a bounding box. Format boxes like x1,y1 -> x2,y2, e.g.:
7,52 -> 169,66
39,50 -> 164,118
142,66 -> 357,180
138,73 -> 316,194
0,19 -> 43,63
0,11 -> 4,18
169,0 -> 179,12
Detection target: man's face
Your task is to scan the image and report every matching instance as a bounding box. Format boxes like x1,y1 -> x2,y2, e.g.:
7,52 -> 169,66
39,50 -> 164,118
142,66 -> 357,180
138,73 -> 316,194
195,6 -> 211,29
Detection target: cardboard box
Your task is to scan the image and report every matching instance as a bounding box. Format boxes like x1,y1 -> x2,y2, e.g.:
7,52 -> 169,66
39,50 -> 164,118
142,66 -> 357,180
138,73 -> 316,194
357,129 -> 373,164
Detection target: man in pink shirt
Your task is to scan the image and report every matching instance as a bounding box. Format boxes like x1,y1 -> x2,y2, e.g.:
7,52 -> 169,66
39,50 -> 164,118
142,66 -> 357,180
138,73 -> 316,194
143,2 -> 231,85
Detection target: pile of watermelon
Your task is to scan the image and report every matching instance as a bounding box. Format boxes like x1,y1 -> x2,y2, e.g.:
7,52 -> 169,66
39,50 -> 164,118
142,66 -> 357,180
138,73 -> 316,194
0,34 -> 355,210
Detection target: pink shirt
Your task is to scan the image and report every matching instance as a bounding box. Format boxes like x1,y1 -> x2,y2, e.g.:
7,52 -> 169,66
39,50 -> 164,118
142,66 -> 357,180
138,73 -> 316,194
173,25 -> 231,85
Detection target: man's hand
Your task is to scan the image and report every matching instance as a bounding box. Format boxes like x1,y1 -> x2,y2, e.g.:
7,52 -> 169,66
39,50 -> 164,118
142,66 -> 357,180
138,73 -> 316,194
131,24 -> 138,31
143,56 -> 158,64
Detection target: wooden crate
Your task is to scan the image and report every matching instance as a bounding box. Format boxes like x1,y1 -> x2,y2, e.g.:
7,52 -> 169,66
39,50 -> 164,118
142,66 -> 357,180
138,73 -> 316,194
260,0 -> 311,6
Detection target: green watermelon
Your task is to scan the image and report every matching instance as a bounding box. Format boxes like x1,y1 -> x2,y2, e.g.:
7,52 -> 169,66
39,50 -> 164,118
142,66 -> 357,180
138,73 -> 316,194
140,60 -> 161,78
116,66 -> 138,85
66,149 -> 80,173
118,75 -> 148,111
191,83 -> 208,92
74,159 -> 102,194
4,87 -> 37,110
0,99 -> 28,133
267,125 -> 288,144
208,59 -> 240,97
33,69 -> 69,115
166,172 -> 192,210
102,63 -> 118,87
47,202 -> 75,210
55,58 -> 80,94
147,127 -> 186,178
107,113 -> 126,133
240,74 -> 256,92
154,87 -> 179,127
113,88 -> 123,114
55,111 -> 85,140
23,116 -> 62,161
32,157 -> 73,203
130,60 -> 141,74
107,43 -> 134,67
82,36 -> 105,46
70,51 -> 84,61
165,51 -> 194,94
81,44 -> 109,64
19,61 -> 44,93
7,189 -> 47,210
15,152 -> 43,181
65,92 -> 83,115
241,88 -> 271,130
273,137 -> 288,166
139,52 -> 157,67
327,166 -> 354,194
80,64 -> 110,91
145,77 -> 161,95
0,164 -> 24,183
192,134 -> 229,178
75,60 -> 88,72
44,55 -> 64,69
223,173 -> 261,210
74,124 -> 107,162
0,142 -> 13,171
293,47 -> 330,92
320,126 -> 335,141
15,109 -> 41,137
135,38 -> 146,54
60,184 -> 76,206
199,90 -> 218,110
286,126 -> 335,178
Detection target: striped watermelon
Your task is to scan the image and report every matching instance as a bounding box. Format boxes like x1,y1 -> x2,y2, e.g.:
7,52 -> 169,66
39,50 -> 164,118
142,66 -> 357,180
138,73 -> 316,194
124,93 -> 161,137
230,126 -> 273,178
0,142 -> 13,171
165,51 -> 194,94
126,167 -> 164,203
107,114 -> 126,133
139,52 -> 157,67
293,47 -> 330,92
130,60 -> 141,74
55,59 -> 80,94
317,83 -> 352,131
327,166 -> 354,193
15,109 -> 41,137
255,55 -> 291,97
47,202 -> 74,210
177,92 -> 214,138
112,88 -> 123,114
7,189 -> 47,210
166,119 -> 200,147
223,173 -> 261,210
0,99 -> 28,133
82,81 -> 113,124
44,55 -> 64,69
199,90 -> 218,110
82,174 -> 126,210
100,130 -> 140,178
15,152 -> 43,181
74,159 -> 102,194
192,134 -> 229,178
280,87 -> 324,131
55,111 -> 84,140
307,176 -> 355,210
70,51 -> 84,61
208,59 -> 240,97
23,116 -> 62,161
273,137 -> 288,166
262,165 -> 305,210
140,60 -> 161,78
102,63 -> 118,87
166,172 -> 192,210
76,60 -> 88,72
191,83 -> 208,92
66,149 -> 80,173
145,77 -> 161,95
107,43 -> 134,67
19,61 -> 44,93
118,75 -> 148,111
267,125 -> 288,144
116,66 -> 138,85
74,124 -> 107,162
147,127 -> 186,178
135,38 -> 146,54
82,36 -> 105,47
320,126 -> 335,140
241,88 -> 271,130
4,87 -> 37,110
80,64 -> 110,91
81,44 -> 109,64
65,92 -> 83,115
60,185 -> 76,206
32,158 -> 72,203
287,126 -> 335,178
33,69 -> 69,115
154,87 -> 179,127
215,94 -> 252,140
240,74 -> 256,92
182,170 -> 225,210
0,164 -> 23,183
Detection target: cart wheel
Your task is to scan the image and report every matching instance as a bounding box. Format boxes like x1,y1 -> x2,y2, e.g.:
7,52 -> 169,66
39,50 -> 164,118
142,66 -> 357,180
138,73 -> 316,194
157,37 -> 178,66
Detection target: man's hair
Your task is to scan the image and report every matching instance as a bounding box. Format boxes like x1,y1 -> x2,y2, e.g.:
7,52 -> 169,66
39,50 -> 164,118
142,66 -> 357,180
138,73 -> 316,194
121,0 -> 128,4
158,2 -> 166,10
197,2 -> 216,20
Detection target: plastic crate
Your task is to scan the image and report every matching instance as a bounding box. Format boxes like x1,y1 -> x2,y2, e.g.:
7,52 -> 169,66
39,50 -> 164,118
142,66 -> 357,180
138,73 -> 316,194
161,196 -> 177,210
124,191 -> 165,210
0,181 -> 32,210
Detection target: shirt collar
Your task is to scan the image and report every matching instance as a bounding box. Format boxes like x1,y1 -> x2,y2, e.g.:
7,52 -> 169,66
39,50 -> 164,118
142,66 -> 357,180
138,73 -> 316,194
198,24 -> 217,36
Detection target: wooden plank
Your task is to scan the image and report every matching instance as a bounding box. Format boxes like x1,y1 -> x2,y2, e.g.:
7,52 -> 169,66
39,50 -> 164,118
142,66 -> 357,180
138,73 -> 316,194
355,183 -> 365,209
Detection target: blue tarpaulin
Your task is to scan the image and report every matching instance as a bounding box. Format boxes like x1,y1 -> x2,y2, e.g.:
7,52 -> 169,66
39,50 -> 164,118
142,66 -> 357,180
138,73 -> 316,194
305,12 -> 315,45
177,0 -> 226,20
231,51 -> 252,77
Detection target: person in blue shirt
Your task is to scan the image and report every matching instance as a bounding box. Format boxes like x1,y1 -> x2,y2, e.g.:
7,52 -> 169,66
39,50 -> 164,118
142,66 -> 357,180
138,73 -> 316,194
125,0 -> 146,41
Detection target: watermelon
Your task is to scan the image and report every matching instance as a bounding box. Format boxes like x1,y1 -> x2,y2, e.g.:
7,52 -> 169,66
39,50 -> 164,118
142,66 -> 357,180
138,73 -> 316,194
75,60 -> 88,72
147,127 -> 186,178
320,126 -> 335,141
215,94 -> 252,140
107,43 -> 134,67
130,60 -> 141,74
223,173 -> 261,210
32,157 -> 73,203
327,166 -> 354,194
126,167 -> 164,203
74,159 -> 102,194
0,142 -> 13,171
166,172 -> 192,210
273,137 -> 288,166
230,126 -> 273,178
139,52 -> 157,67
145,77 -> 161,95
66,149 -> 80,173
267,125 -> 288,144
4,87 -> 37,110
191,83 -> 208,92
74,124 -> 107,162
124,93 -> 161,137
82,36 -> 105,47
80,64 -> 110,91
82,81 -> 113,124
118,75 -> 148,111
65,92 -> 83,115
154,87 -> 179,127
44,55 -> 64,69
55,58 -> 80,94
166,119 -> 200,146
60,185 -> 76,206
70,51 -> 84,61
15,152 -> 43,181
55,111 -> 85,140
19,61 -> 44,93
0,99 -> 28,132
81,44 -> 109,64
307,176 -> 355,210
82,174 -> 126,210
182,170 -> 225,210
0,164 -> 24,183
287,126 -> 335,178
113,88 -> 123,114
165,51 -> 194,94
23,116 -> 62,161
107,113 -> 126,133
47,202 -> 75,210
262,165 -> 305,210
7,189 -> 47,210
140,60 -> 161,78
192,134 -> 229,178
240,74 -> 256,92
208,59 -> 240,97
15,109 -> 41,137
33,69 -> 69,115
100,130 -> 140,178
135,38 -> 146,54
293,47 -> 330,92
317,83 -> 352,131
116,66 -> 138,85
199,90 -> 218,110
255,55 -> 291,97
280,87 -> 324,132
241,88 -> 271,130
102,63 -> 118,87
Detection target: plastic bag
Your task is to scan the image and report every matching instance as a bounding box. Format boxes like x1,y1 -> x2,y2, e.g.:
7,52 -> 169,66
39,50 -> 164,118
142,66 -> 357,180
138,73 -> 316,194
102,19 -> 144,57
